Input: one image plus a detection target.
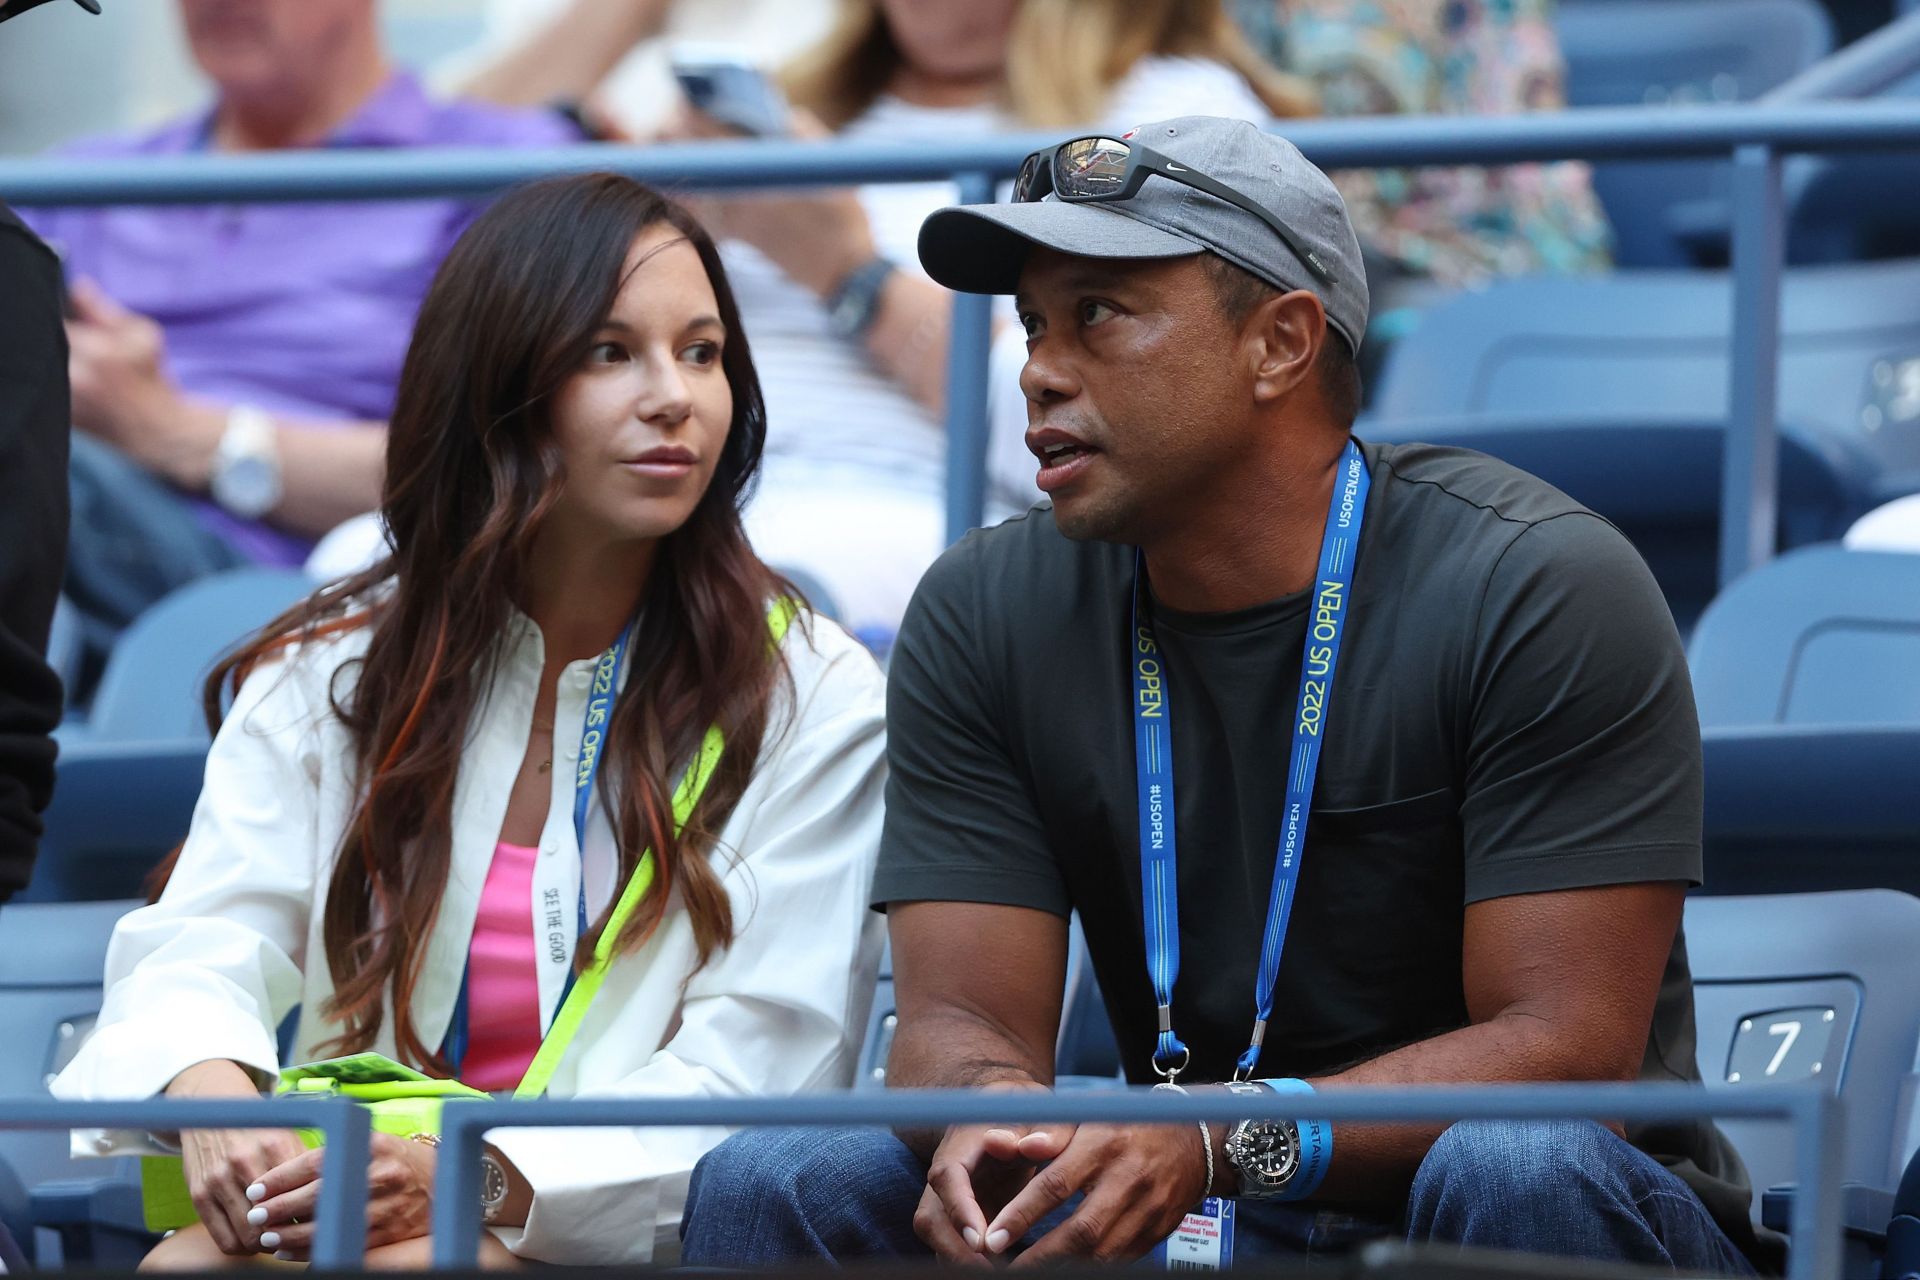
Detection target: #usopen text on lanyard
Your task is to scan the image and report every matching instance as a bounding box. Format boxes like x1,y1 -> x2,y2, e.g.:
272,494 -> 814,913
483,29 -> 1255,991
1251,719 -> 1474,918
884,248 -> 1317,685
1129,439 -> 1370,1083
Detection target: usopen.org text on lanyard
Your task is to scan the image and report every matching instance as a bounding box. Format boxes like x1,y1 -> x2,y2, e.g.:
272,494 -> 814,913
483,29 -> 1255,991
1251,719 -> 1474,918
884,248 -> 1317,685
443,621 -> 636,1074
1131,439 -> 1370,1084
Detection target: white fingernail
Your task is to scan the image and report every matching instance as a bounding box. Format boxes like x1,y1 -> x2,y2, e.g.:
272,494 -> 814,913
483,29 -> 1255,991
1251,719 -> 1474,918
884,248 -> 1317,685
260,1231 -> 281,1250
963,1228 -> 981,1250
247,1206 -> 268,1227
986,1229 -> 1010,1254
275,1251 -> 293,1262
246,1183 -> 268,1203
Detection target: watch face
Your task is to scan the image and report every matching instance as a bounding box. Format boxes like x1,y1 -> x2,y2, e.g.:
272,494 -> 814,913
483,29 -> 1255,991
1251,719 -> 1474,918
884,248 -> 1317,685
1238,1121 -> 1300,1185
214,455 -> 278,518
481,1156 -> 508,1204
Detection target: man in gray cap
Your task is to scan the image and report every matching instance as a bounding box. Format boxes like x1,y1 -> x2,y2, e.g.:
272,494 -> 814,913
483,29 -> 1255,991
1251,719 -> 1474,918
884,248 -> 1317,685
681,117 -> 1758,1273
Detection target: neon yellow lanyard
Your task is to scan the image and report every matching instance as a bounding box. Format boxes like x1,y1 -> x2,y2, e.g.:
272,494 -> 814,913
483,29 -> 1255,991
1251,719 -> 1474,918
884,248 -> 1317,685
513,597 -> 797,1098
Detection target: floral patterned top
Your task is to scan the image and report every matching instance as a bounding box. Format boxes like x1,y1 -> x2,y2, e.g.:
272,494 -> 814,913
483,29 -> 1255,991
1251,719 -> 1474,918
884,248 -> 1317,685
1233,0 -> 1614,286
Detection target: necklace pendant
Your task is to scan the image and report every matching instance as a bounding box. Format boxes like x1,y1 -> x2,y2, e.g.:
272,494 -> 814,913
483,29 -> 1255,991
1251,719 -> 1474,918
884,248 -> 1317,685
538,759 -> 551,774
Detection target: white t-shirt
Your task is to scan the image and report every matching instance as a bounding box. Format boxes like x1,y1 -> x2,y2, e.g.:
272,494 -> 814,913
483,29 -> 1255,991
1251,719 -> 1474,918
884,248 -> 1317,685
731,55 -> 1276,516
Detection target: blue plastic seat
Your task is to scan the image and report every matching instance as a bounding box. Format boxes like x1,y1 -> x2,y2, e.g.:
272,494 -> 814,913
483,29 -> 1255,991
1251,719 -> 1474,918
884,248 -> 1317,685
65,567 -> 314,746
1364,259 -> 1920,627
0,898 -> 150,1268
1787,66 -> 1920,266
30,569 -> 315,904
1687,890 -> 1920,1277
1556,0 -> 1834,266
1688,546 -> 1920,895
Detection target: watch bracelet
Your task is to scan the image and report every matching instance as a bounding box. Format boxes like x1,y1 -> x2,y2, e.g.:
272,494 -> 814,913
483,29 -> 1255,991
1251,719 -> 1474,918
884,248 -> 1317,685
1150,1081 -> 1215,1198
826,255 -> 896,340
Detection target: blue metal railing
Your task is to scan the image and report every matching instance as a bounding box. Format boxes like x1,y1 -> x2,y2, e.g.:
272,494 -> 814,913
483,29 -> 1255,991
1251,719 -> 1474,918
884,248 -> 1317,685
7,100 -> 1920,581
0,1083 -> 1836,1273
421,1085 -> 1840,1273
0,1097 -> 371,1267
1767,10 -> 1920,100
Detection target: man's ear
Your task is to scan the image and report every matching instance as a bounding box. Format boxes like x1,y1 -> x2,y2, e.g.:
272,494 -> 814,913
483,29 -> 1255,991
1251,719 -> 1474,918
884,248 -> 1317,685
1248,290 -> 1328,405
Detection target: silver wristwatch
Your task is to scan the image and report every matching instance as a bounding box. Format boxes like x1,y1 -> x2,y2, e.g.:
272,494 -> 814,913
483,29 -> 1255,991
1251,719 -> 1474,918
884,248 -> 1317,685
479,1151 -> 510,1225
1222,1079 -> 1301,1200
209,403 -> 283,519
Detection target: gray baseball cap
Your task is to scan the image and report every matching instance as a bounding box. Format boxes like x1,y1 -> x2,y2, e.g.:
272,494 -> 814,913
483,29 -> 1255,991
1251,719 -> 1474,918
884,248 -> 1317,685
919,115 -> 1368,353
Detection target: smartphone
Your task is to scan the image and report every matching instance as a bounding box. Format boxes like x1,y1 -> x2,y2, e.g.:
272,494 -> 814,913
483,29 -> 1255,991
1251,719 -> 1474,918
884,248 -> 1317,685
670,43 -> 791,138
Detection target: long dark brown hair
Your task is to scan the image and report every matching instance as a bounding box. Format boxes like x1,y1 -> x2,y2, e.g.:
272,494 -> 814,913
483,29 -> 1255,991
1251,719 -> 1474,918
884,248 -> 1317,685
165,174 -> 792,1072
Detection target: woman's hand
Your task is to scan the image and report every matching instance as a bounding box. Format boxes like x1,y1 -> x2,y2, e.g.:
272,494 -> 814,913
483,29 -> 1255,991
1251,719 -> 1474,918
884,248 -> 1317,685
245,1131 -> 438,1261
664,106 -> 880,299
165,1060 -> 305,1257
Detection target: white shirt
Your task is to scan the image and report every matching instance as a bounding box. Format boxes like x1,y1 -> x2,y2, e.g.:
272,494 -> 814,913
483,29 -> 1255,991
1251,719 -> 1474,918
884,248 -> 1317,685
1846,494 -> 1920,553
51,604 -> 888,1265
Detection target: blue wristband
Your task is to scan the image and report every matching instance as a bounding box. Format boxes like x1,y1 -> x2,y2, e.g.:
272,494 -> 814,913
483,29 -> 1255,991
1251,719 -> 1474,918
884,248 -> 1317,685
1259,1077 -> 1331,1201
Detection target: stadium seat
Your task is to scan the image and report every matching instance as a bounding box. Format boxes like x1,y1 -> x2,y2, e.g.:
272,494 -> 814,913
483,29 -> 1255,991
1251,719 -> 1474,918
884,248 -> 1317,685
1691,545 -> 1920,727
859,939 -> 895,1089
1785,39 -> 1920,266
1556,0 -> 1834,266
29,569 -> 314,904
1687,890 -> 1920,1276
65,567 -> 313,746
41,599 -> 82,704
1361,412 -> 1867,630
1364,259 -> 1920,627
1686,546 -> 1920,895
0,899 -> 150,1268
1884,1144 -> 1920,1280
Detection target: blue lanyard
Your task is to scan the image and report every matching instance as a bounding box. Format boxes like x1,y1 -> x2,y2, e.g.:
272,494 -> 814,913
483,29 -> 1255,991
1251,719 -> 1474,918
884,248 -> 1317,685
1131,440 -> 1370,1083
443,622 -> 635,1075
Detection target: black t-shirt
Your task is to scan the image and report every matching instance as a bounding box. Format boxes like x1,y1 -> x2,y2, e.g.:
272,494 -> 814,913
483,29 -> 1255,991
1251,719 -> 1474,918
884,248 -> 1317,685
873,440 -> 1758,1251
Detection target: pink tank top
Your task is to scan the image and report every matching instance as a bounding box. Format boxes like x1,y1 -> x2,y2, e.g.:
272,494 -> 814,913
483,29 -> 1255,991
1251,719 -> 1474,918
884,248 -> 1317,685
461,841 -> 545,1092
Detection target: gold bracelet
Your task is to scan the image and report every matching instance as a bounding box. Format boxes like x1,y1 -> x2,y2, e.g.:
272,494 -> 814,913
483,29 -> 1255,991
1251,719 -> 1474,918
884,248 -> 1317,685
405,1132 -> 442,1148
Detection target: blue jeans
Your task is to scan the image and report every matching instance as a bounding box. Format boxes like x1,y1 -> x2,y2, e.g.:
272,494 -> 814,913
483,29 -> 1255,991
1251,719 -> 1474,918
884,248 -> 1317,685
64,433 -> 244,659
681,1119 -> 1756,1273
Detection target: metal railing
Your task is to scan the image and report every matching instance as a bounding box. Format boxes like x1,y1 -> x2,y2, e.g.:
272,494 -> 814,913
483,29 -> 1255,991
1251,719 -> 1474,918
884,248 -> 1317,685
424,1085 -> 1841,1274
0,1097 -> 371,1268
7,100 -> 1920,584
0,1082 -> 1839,1274
1767,9 -> 1920,101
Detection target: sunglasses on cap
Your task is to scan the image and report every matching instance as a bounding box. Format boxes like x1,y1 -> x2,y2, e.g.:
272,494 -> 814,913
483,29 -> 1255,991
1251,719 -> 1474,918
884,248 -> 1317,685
1012,135 -> 1337,285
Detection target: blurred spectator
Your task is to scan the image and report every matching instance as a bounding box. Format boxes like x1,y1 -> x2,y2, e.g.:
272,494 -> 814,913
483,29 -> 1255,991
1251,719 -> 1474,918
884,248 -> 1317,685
449,0 -> 834,138
20,0 -> 579,665
473,0 -> 1314,641
1230,0 -> 1612,290
0,201 -> 68,905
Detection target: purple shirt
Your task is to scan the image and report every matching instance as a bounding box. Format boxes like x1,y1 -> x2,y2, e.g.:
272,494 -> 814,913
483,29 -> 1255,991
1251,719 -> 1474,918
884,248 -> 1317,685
24,72 -> 579,566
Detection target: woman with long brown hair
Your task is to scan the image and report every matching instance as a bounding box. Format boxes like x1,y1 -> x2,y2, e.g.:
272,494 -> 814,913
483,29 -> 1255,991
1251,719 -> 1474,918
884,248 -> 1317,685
52,173 -> 888,1269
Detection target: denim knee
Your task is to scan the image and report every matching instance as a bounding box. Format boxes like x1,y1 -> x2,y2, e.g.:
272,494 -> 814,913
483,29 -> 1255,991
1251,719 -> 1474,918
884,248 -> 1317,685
1406,1119 -> 1752,1274
683,1126 -> 927,1265
1409,1119 -> 1620,1229
689,1126 -> 829,1208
